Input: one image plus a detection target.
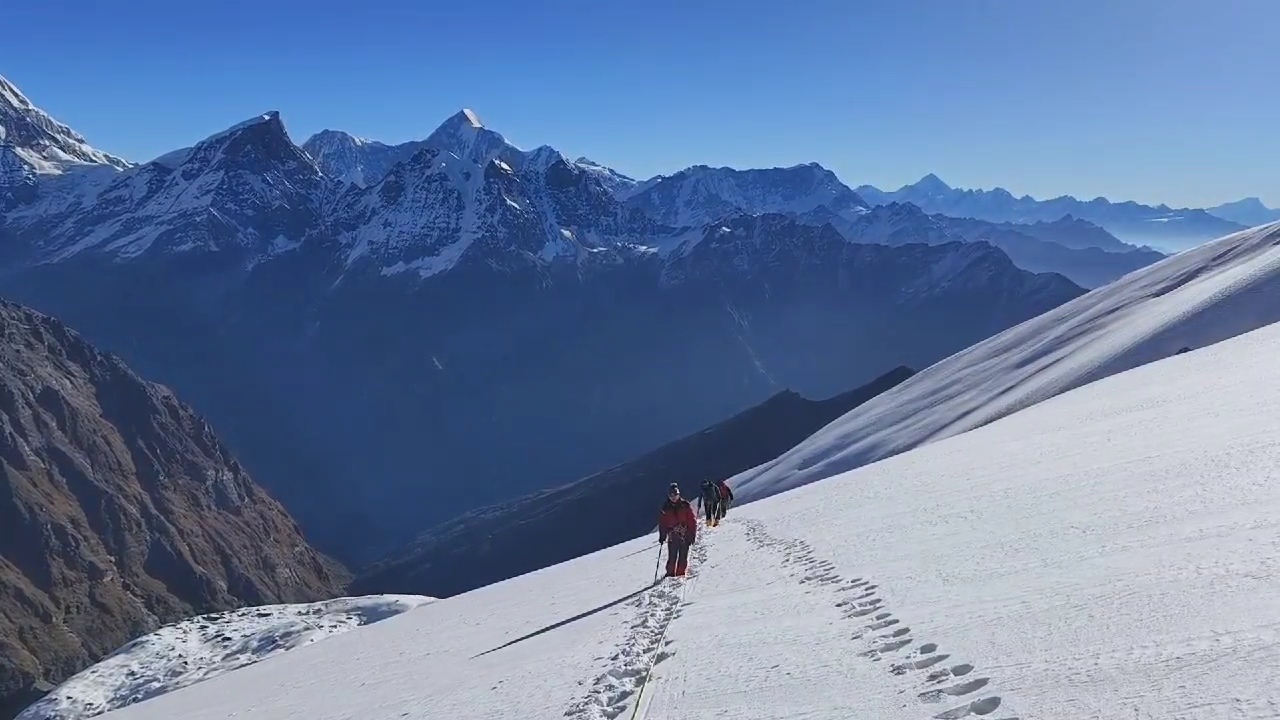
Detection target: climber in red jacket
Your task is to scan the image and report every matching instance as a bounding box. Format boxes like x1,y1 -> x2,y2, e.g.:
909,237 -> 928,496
715,479 -> 734,521
657,483 -> 698,577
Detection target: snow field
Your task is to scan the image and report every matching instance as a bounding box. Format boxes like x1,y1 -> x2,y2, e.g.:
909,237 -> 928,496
88,315 -> 1280,720
739,318 -> 1280,719
732,220 -> 1280,502
18,596 -> 435,720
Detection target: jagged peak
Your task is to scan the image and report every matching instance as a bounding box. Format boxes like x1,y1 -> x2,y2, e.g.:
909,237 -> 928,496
912,173 -> 952,193
431,108 -> 486,137
303,128 -> 380,149
208,111 -> 284,143
424,107 -> 514,167
0,74 -> 36,113
150,110 -> 302,170
0,73 -> 132,172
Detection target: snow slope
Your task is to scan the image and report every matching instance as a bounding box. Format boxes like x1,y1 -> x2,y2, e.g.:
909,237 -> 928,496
18,596 -> 434,720
731,219 -> 1280,503
73,319 -> 1280,720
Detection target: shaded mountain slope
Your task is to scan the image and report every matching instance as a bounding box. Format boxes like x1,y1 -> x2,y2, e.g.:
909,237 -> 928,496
0,300 -> 345,720
351,366 -> 914,598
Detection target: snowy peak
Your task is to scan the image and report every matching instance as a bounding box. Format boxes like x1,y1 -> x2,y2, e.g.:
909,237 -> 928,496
9,109 -> 328,262
909,172 -> 952,195
301,130 -> 427,188
843,201 -> 960,246
156,110 -> 303,169
423,108 -> 511,167
0,74 -> 131,174
572,156 -> 644,199
625,162 -> 869,228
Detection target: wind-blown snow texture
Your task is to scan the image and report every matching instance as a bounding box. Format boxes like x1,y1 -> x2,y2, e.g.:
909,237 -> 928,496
74,319 -> 1280,719
18,596 -> 434,720
732,220 -> 1280,503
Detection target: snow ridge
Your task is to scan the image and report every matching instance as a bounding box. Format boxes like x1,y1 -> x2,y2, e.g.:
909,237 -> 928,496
0,74 -> 131,174
626,163 -> 870,229
17,595 -> 435,720
732,219 -> 1280,502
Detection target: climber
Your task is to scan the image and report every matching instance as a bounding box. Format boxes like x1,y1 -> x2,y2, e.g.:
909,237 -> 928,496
657,483 -> 698,577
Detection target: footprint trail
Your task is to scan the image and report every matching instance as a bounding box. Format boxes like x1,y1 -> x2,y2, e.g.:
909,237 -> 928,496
736,517 -> 1012,719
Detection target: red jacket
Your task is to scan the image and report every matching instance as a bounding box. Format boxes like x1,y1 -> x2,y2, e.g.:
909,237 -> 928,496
716,480 -> 734,502
658,498 -> 698,544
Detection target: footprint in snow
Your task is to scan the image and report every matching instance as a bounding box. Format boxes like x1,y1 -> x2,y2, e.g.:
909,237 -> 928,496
933,695 -> 1002,719
919,678 -> 990,703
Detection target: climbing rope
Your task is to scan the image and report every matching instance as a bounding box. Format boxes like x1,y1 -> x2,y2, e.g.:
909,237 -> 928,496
626,527 -> 712,720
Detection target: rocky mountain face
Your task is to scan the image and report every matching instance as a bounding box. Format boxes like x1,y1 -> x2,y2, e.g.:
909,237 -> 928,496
352,366 -> 916,598
0,300 -> 344,720
0,76 -> 1087,565
856,173 -> 1246,250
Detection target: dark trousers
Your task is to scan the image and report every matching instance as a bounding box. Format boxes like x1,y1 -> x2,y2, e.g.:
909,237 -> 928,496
666,537 -> 690,576
702,496 -> 719,522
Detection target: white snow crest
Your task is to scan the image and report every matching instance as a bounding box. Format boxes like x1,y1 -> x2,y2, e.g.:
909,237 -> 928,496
18,595 -> 434,720
732,220 -> 1280,502
0,74 -> 132,173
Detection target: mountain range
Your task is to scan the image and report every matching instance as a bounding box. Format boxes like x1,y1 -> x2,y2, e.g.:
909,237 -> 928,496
856,173 -> 1248,251
0,75 -> 1090,564
4,70 -> 1279,720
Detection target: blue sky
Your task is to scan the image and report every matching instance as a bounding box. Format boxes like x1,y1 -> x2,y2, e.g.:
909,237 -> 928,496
4,0 -> 1275,207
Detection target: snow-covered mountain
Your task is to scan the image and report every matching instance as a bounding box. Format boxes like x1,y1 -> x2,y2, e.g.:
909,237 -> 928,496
1207,196 -> 1280,228
300,130 -> 427,189
731,220 -> 1280,503
612,163 -> 1164,286
328,109 -> 658,278
0,76 -> 1085,564
625,162 -> 871,229
573,156 -> 647,199
52,316 -> 1280,719
857,173 -> 1247,251
18,596 -> 434,720
0,75 -> 130,175
6,111 -> 326,263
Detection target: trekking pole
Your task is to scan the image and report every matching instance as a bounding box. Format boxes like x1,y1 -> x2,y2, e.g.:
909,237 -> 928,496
653,541 -> 663,583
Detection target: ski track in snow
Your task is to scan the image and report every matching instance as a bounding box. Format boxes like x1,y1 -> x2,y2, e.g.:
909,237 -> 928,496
565,540 -> 708,720
735,518 -> 1012,720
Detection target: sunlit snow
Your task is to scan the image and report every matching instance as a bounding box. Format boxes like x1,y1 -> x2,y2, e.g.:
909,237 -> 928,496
19,595 -> 434,720
54,316 -> 1280,720
731,220 -> 1280,503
